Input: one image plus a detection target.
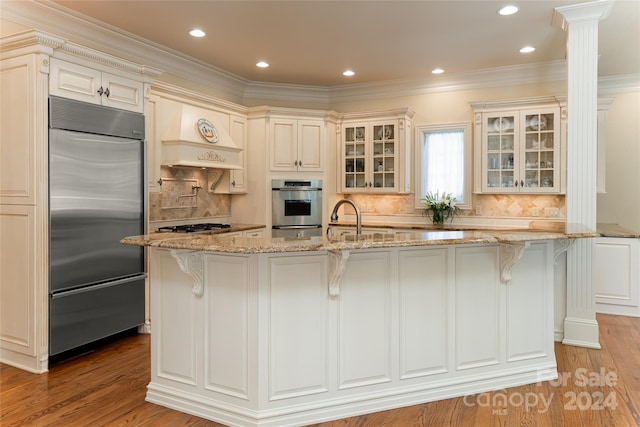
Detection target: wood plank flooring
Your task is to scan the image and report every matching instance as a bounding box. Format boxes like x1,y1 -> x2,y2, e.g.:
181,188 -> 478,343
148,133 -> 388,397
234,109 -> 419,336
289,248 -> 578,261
2,314 -> 639,427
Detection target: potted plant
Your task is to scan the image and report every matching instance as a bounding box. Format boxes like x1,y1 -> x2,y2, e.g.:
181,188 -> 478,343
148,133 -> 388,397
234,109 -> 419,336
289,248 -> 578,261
421,191 -> 460,226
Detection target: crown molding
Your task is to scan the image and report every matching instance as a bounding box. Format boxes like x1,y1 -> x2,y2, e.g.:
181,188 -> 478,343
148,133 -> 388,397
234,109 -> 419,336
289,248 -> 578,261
469,95 -> 567,112
0,0 -> 246,99
245,105 -> 338,121
327,61 -> 569,104
598,74 -> 640,94
243,82 -> 330,107
0,30 -> 64,55
2,0 -> 636,107
151,81 -> 248,116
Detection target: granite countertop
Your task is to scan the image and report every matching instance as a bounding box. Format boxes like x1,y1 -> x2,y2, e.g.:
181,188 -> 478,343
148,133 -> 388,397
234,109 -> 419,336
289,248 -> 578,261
140,223 -> 265,243
597,223 -> 640,238
121,223 -> 597,254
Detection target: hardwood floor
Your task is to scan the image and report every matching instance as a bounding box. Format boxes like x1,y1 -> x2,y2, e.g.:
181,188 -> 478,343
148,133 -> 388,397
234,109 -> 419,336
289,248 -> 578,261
2,314 -> 639,427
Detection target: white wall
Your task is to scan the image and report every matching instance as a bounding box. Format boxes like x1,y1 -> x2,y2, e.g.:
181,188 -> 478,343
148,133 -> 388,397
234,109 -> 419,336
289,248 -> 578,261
597,90 -> 640,232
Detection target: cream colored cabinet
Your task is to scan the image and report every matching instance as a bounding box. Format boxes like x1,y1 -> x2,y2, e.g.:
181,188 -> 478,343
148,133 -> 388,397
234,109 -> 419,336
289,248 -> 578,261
0,55 -> 45,206
270,118 -> 324,172
243,229 -> 265,238
471,98 -> 566,194
595,237 -> 640,316
0,52 -> 49,373
328,226 -> 391,237
228,115 -> 248,193
213,114 -> 248,194
224,229 -> 266,238
146,95 -> 161,191
338,109 -> 413,194
50,58 -> 144,113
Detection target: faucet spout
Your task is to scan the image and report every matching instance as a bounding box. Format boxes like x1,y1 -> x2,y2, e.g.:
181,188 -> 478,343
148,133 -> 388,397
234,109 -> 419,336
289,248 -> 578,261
330,199 -> 362,235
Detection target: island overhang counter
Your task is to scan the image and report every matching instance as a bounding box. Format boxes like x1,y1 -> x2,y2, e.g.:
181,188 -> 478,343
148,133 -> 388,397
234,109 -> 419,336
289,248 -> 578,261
121,226 -> 595,427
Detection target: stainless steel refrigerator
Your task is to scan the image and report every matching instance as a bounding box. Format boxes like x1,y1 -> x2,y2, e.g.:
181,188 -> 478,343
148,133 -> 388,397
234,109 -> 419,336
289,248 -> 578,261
48,96 -> 145,356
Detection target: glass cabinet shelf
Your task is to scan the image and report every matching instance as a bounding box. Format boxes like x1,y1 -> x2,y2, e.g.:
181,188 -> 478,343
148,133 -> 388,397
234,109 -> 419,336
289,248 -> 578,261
478,107 -> 562,193
343,123 -> 397,191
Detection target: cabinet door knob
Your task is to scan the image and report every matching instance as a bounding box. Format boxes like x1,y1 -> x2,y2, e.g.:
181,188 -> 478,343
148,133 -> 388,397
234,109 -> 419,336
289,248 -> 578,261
104,87 -> 110,98
520,180 -> 524,187
231,180 -> 236,187
97,86 -> 104,96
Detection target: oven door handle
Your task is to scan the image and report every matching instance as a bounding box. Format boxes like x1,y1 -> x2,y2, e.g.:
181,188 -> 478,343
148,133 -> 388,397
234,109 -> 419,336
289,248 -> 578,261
272,225 -> 322,229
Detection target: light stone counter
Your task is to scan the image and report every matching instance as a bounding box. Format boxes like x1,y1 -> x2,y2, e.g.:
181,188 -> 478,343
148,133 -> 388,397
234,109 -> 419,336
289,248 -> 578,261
597,222 -> 640,238
121,223 -> 597,254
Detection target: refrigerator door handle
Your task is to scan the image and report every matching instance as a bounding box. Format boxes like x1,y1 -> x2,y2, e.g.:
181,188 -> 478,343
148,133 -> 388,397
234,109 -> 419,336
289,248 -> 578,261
50,274 -> 146,299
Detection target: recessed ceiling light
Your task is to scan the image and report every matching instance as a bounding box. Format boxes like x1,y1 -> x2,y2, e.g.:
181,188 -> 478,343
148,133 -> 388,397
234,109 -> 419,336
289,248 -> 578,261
189,29 -> 205,38
498,5 -> 519,16
343,70 -> 355,77
520,46 -> 535,53
432,68 -> 445,74
256,61 -> 269,68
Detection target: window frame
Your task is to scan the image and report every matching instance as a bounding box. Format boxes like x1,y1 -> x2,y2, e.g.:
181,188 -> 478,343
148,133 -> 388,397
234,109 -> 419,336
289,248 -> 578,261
414,122 -> 472,210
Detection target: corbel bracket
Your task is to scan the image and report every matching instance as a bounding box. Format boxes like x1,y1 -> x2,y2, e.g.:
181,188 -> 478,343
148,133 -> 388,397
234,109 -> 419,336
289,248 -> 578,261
170,250 -> 204,297
328,250 -> 350,296
553,238 -> 574,264
499,242 -> 530,284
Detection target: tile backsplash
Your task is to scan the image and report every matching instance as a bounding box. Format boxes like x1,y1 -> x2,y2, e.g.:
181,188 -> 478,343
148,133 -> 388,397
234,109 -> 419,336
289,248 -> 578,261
345,193 -> 566,219
149,166 -> 565,224
149,166 -> 231,222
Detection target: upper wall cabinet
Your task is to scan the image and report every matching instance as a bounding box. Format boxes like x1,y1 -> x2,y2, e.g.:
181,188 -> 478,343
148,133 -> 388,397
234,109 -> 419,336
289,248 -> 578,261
214,114 -> 248,194
147,83 -> 249,193
270,118 -> 324,172
338,109 -> 414,194
471,97 -> 566,194
50,58 -> 144,113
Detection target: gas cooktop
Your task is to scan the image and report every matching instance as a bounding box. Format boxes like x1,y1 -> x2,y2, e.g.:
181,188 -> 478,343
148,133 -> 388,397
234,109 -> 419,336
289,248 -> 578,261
157,223 -> 232,234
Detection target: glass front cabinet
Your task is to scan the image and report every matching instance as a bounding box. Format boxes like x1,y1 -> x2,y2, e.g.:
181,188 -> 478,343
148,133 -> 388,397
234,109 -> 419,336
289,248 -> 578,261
472,99 -> 566,194
339,109 -> 413,194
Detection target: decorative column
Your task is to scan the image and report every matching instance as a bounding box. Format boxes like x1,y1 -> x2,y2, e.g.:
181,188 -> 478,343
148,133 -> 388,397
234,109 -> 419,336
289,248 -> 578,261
554,0 -> 613,348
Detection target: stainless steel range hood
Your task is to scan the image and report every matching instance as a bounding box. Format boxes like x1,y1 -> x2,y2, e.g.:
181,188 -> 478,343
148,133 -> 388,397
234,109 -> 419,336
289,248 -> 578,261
161,104 -> 242,170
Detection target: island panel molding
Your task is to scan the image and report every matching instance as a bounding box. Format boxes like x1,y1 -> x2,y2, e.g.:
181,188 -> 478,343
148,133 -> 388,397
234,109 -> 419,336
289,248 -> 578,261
336,250 -> 393,390
204,253 -> 251,400
455,245 -> 501,370
267,254 -> 329,400
144,239 -> 557,427
506,241 -> 553,362
397,248 -> 449,379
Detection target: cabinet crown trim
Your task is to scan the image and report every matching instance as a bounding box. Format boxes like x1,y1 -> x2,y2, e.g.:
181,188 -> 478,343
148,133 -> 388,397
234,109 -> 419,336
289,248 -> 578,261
247,105 -> 338,121
338,107 -> 415,122
469,96 -> 566,111
0,30 -> 64,56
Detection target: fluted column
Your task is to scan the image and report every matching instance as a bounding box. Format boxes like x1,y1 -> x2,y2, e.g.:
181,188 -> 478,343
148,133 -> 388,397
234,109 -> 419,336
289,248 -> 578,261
555,0 -> 613,348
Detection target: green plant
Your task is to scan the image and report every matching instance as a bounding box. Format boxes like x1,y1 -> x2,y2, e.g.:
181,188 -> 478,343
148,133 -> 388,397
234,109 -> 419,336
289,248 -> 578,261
421,191 -> 460,225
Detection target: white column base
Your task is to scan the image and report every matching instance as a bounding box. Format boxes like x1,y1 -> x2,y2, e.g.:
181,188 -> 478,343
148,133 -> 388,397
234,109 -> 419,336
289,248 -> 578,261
562,317 -> 601,349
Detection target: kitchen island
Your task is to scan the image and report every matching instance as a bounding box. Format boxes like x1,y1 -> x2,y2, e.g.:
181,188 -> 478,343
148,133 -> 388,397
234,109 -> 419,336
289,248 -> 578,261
122,225 -> 595,427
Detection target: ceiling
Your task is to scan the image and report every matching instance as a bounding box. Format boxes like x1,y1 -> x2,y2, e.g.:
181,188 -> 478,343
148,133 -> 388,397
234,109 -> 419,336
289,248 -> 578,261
28,1 -> 640,87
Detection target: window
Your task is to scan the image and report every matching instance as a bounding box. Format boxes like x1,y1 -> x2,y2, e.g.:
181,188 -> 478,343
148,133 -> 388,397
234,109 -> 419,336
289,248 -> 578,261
415,123 -> 472,210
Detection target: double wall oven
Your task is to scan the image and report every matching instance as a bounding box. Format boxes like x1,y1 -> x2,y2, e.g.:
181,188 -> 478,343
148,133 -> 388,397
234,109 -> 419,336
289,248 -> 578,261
271,179 -> 322,237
